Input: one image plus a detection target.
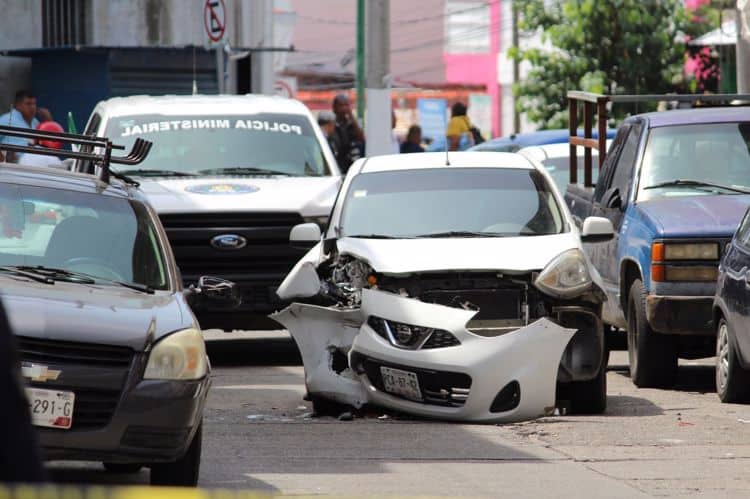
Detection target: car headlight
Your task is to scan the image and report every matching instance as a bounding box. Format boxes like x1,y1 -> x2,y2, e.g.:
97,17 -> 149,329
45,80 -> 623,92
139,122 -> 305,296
653,242 -> 719,261
651,242 -> 721,282
534,248 -> 592,299
143,328 -> 208,380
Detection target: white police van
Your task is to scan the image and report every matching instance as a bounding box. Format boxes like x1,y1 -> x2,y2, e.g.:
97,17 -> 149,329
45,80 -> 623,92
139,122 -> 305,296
82,95 -> 341,330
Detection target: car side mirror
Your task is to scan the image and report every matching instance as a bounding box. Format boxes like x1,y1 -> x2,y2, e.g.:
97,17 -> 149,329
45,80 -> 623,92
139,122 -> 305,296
581,216 -> 615,243
186,276 -> 241,310
602,187 -> 622,210
290,222 -> 321,250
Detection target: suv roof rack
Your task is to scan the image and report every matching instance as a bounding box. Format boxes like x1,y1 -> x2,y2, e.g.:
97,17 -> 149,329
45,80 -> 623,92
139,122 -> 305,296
567,92 -> 750,187
0,125 -> 152,184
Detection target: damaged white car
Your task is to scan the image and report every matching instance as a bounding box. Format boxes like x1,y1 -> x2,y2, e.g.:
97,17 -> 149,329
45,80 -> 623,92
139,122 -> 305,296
273,152 -> 614,423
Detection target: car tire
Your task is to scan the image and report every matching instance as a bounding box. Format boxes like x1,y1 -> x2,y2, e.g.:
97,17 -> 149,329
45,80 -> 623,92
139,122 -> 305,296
150,422 -> 202,487
103,462 -> 142,473
627,279 -> 678,388
716,317 -> 750,403
565,363 -> 607,415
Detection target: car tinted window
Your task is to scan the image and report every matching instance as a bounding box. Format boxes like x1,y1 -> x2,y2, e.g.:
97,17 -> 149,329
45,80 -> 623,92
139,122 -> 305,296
638,123 -> 750,201
340,168 -> 566,238
104,113 -> 330,177
593,124 -> 630,202
0,184 -> 168,290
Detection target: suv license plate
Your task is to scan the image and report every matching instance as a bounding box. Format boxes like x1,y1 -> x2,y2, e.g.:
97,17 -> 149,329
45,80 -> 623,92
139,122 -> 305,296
380,366 -> 422,401
26,387 -> 74,429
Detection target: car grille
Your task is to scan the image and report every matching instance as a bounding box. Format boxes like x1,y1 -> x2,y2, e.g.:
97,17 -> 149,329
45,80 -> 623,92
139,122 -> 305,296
422,330 -> 461,349
421,288 -> 522,321
353,354 -> 472,407
16,336 -> 134,430
16,336 -> 134,367
159,212 -> 307,311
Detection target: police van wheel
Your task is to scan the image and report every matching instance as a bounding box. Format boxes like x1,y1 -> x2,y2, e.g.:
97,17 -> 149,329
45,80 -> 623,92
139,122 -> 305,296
150,422 -> 202,487
627,279 -> 677,388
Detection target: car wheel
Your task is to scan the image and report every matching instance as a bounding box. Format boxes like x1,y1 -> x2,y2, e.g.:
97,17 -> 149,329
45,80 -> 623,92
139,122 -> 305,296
150,422 -> 202,487
564,363 -> 607,414
627,279 -> 677,388
103,462 -> 142,473
716,318 -> 750,403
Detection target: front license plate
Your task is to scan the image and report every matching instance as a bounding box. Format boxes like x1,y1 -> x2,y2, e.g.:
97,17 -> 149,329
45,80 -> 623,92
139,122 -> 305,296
380,366 -> 422,401
25,387 -> 74,429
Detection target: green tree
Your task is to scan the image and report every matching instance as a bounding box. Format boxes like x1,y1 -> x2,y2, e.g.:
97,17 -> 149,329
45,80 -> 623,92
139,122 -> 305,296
512,0 -> 702,129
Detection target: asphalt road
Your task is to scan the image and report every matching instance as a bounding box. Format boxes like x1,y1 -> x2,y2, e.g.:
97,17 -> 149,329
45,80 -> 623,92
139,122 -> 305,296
47,331 -> 750,498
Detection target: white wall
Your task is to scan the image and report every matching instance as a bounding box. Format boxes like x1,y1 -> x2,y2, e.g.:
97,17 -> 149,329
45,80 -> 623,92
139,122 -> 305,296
0,0 -> 41,50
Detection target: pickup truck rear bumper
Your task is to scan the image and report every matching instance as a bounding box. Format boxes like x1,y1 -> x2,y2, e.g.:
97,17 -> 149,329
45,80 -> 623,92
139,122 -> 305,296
646,295 -> 714,335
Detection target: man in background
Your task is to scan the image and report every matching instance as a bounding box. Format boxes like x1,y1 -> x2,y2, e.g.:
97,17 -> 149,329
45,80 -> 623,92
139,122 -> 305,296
446,102 -> 473,151
0,90 -> 39,163
317,110 -> 340,163
17,121 -> 66,169
332,94 -> 365,173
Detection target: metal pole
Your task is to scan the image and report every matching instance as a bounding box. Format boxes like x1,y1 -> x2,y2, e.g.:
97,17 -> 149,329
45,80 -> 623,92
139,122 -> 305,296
737,0 -> 750,92
512,0 -> 520,134
365,0 -> 391,156
251,0 -> 274,95
356,0 -> 366,120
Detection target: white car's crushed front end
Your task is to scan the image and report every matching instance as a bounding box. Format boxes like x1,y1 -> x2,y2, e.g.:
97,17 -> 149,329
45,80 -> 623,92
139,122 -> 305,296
272,235 -> 607,423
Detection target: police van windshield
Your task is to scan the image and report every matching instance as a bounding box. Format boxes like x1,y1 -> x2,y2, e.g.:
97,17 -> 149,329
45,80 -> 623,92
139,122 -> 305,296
104,113 -> 331,177
0,184 -> 169,290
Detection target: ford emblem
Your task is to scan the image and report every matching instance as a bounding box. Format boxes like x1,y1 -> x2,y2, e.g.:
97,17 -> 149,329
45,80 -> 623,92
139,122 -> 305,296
210,234 -> 248,250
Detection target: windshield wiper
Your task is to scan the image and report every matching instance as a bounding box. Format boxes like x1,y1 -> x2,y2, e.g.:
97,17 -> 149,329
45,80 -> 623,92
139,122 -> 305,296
4,265 -> 95,284
643,179 -> 750,195
198,167 -> 293,176
116,169 -> 197,178
413,231 -> 507,238
0,266 -> 54,284
3,266 -> 154,294
346,234 -> 406,239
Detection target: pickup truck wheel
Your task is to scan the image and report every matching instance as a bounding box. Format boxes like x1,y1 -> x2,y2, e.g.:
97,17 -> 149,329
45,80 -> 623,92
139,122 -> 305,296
716,318 -> 750,403
565,363 -> 607,414
627,279 -> 678,388
150,422 -> 202,487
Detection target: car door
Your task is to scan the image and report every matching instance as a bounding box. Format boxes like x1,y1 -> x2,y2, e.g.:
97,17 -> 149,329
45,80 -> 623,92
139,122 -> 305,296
589,121 -> 642,294
722,209 -> 750,360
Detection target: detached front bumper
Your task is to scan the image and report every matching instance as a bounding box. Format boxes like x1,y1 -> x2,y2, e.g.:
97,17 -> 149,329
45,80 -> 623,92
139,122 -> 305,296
274,289 -> 579,424
646,295 -> 714,335
38,376 -> 209,463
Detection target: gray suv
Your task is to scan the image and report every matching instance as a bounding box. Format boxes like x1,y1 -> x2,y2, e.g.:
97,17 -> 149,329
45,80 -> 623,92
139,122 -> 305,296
0,126 -> 237,485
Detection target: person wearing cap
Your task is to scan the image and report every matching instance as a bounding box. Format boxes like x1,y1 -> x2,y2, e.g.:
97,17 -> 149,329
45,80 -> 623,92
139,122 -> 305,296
317,110 -> 340,164
0,90 -> 39,163
17,121 -> 66,169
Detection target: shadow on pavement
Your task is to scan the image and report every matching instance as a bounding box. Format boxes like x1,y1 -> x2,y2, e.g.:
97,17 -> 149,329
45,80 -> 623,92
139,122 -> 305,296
605,395 -> 664,417
610,363 -> 715,394
207,338 -> 302,367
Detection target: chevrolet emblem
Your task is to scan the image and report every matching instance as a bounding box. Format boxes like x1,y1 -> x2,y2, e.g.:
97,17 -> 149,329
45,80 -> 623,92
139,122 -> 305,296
21,363 -> 61,383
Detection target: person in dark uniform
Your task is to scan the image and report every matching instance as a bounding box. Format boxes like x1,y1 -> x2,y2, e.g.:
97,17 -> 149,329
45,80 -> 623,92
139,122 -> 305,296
0,297 -> 46,483
332,94 -> 365,173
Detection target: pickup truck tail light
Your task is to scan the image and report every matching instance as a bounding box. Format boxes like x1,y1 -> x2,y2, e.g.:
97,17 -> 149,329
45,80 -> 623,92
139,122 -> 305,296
651,242 -> 720,282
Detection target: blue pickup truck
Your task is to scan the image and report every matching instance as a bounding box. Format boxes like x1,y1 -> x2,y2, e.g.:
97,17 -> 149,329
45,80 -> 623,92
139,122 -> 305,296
566,105 -> 750,388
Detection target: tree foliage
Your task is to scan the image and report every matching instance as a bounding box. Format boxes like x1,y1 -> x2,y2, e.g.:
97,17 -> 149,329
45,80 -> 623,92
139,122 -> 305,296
512,0 -> 703,129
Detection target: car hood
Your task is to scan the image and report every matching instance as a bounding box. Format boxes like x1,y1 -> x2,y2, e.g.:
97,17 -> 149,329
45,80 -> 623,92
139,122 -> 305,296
336,233 -> 580,274
636,195 -> 750,238
1,277 -> 190,351
137,176 -> 341,216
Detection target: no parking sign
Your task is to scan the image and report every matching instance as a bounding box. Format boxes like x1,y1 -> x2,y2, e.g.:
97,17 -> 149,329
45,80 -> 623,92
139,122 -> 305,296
204,0 -> 227,45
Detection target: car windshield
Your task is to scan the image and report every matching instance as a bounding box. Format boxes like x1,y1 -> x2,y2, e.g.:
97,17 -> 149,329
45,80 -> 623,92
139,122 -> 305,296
339,168 -> 566,238
0,184 -> 169,290
104,113 -> 330,177
638,123 -> 750,201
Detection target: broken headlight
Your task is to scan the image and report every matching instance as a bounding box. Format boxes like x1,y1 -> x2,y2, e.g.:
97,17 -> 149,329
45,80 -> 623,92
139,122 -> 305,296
325,256 -> 375,306
367,316 -> 459,350
534,248 -> 592,299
